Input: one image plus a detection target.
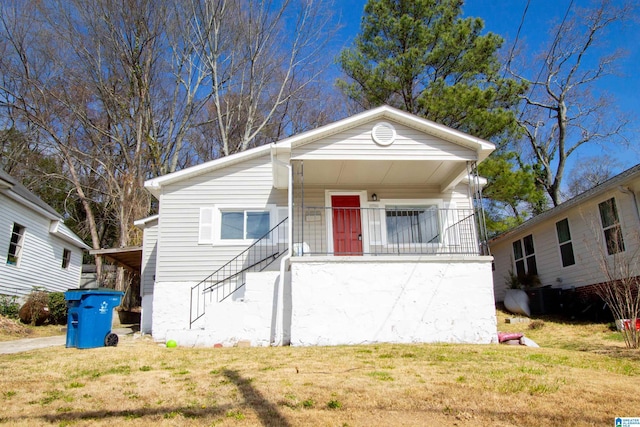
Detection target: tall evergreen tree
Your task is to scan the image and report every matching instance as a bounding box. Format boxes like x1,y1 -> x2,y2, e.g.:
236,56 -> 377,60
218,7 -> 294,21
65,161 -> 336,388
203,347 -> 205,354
337,0 -> 526,140
478,152 -> 547,236
338,0 -> 540,234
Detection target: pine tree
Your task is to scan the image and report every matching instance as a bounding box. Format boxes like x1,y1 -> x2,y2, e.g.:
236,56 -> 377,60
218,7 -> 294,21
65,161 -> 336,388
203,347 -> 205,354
337,0 -> 526,140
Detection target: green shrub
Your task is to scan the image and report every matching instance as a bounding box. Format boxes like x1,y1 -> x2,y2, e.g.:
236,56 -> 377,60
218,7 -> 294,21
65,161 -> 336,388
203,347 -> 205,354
0,295 -> 20,319
48,292 -> 67,325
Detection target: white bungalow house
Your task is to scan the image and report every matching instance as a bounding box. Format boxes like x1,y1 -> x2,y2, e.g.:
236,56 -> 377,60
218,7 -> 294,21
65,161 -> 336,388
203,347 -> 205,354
490,163 -> 640,316
0,169 -> 90,300
139,105 -> 498,346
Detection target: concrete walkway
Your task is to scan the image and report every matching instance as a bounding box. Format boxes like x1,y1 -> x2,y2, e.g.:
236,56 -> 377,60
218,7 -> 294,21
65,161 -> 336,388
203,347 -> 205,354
0,327 -> 136,354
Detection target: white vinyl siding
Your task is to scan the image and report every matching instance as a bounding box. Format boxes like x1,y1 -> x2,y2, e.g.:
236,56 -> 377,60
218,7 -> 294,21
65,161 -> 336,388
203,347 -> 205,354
292,121 -> 477,161
140,219 -> 158,297
491,185 -> 640,302
156,154 -> 288,282
0,194 -> 83,299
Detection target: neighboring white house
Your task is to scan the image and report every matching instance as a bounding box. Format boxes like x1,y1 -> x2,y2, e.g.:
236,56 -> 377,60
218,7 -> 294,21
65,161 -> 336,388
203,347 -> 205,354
133,214 -> 158,334
490,164 -> 640,312
140,105 -> 498,346
0,169 -> 90,300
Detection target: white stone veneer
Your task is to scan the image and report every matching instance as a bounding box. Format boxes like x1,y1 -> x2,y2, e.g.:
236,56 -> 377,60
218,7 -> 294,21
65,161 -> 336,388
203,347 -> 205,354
289,256 -> 497,346
152,272 -> 284,347
140,294 -> 153,334
151,257 -> 497,347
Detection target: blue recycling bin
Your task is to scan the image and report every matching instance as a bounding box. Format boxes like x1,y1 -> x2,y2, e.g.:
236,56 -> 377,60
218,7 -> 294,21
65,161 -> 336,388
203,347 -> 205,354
65,289 -> 124,349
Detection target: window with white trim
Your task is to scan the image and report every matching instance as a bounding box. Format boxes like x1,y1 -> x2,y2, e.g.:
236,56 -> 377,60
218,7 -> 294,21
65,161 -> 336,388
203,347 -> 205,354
199,205 -> 276,244
384,204 -> 440,245
598,197 -> 625,255
220,210 -> 270,240
555,218 -> 575,267
7,223 -> 25,266
62,248 -> 71,269
512,234 -> 537,278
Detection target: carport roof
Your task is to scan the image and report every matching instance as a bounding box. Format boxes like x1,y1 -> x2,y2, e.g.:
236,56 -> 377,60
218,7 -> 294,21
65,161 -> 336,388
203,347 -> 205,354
90,246 -> 142,272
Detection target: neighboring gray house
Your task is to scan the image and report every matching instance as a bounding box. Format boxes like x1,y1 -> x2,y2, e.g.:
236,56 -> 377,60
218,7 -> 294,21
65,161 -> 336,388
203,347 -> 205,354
139,106 -> 497,346
490,164 -> 640,312
0,169 -> 90,299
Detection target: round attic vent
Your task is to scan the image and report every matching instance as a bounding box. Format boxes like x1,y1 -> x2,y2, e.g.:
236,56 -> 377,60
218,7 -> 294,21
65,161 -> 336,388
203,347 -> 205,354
371,122 -> 396,146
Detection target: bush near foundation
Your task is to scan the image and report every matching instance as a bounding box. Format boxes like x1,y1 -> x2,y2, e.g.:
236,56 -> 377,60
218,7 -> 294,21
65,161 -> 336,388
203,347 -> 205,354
19,290 -> 50,326
47,292 -> 67,325
0,294 -> 20,319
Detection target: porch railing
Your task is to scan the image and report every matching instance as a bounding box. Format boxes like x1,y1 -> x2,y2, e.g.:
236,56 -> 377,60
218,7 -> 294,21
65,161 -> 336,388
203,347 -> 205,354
190,217 -> 288,328
295,207 -> 482,256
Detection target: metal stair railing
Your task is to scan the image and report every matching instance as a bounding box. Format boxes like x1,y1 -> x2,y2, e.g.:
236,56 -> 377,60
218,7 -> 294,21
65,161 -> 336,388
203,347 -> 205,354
189,217 -> 288,328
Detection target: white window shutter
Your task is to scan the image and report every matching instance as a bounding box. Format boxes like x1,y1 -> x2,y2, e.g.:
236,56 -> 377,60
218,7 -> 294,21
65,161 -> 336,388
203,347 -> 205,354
443,202 -> 461,247
199,207 -> 215,244
367,202 -> 383,245
277,207 -> 289,243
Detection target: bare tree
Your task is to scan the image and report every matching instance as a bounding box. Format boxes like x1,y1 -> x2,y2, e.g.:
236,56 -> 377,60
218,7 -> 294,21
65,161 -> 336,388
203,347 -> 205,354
0,0 -> 168,294
565,154 -> 620,199
511,0 -> 634,206
591,224 -> 640,349
0,0 -> 340,282
191,0 -> 337,157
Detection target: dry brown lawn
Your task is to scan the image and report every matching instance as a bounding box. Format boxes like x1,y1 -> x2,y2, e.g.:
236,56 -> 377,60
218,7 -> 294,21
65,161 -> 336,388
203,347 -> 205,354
0,316 -> 65,341
1,310 -> 639,426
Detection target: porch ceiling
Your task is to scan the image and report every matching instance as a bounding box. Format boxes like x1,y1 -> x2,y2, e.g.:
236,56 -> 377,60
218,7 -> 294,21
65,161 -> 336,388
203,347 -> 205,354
301,159 -> 467,189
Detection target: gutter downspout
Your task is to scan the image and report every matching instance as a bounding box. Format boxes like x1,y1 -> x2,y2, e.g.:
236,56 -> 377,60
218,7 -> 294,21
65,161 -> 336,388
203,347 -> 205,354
272,157 -> 293,346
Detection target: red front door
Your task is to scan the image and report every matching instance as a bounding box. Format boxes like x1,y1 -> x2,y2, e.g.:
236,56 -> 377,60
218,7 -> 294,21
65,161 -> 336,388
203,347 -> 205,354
331,195 -> 363,255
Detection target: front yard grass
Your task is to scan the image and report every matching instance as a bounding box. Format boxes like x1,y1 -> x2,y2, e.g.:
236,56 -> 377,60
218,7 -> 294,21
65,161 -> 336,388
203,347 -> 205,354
0,309 -> 638,426
0,315 -> 65,341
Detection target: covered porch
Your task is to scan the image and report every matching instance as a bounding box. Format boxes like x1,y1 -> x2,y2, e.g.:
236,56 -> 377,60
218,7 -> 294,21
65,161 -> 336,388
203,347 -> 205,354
283,158 -> 489,258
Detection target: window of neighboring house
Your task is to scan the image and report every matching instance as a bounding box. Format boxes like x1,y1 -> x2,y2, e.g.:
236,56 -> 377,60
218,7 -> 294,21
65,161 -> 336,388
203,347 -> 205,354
62,248 -> 71,269
385,205 -> 440,245
555,218 -> 575,267
220,210 -> 271,240
512,234 -> 537,278
6,223 -> 25,266
599,197 -> 625,255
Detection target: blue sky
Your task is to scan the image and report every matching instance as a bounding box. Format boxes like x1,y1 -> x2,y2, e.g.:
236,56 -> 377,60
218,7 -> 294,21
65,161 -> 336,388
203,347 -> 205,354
332,0 -> 640,172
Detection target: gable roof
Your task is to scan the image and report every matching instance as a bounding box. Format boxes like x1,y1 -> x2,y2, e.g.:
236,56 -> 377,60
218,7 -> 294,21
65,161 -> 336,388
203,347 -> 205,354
145,105 -> 495,197
0,168 -> 90,250
277,105 -> 495,155
0,168 -> 61,219
489,163 -> 640,245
